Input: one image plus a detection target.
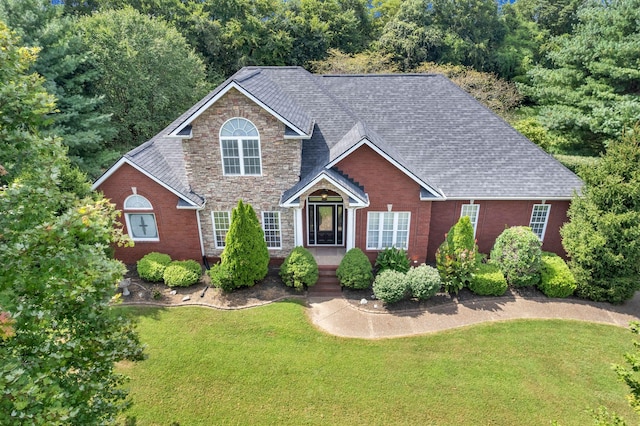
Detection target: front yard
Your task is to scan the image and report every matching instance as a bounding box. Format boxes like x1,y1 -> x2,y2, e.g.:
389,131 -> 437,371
116,303 -> 636,425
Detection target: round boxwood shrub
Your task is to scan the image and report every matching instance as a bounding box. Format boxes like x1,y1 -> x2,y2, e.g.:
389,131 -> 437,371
280,246 -> 319,290
163,260 -> 202,287
208,262 -> 235,292
538,252 -> 577,298
137,252 -> 172,282
406,264 -> 441,300
373,270 -> 408,304
469,262 -> 508,296
336,248 -> 373,289
490,226 -> 542,287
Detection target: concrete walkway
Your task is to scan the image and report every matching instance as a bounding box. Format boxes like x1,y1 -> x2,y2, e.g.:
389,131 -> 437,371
307,292 -> 640,339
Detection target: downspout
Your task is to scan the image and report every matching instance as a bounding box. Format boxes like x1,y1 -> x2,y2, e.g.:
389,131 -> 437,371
195,201 -> 209,269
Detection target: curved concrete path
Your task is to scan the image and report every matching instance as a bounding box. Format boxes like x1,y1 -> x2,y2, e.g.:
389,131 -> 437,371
307,292 -> 640,339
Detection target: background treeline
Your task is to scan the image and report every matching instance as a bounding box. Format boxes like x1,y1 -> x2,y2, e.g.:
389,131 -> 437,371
1,0 -> 638,178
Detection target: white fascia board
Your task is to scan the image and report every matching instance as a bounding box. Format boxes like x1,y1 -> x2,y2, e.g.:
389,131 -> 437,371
169,82 -> 310,139
280,173 -> 369,208
327,138 -> 444,199
92,157 -> 201,208
438,196 -> 573,201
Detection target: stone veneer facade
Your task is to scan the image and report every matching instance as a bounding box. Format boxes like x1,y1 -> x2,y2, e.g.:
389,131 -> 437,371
182,88 -> 302,258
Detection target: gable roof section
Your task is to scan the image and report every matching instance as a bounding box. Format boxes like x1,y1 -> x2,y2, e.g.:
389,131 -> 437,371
168,67 -> 314,139
280,166 -> 369,207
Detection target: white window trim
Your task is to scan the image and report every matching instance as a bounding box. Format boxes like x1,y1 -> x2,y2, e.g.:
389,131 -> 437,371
124,212 -> 159,242
529,204 -> 551,241
366,211 -> 411,250
460,204 -> 480,238
262,211 -> 282,250
124,194 -> 153,210
211,211 -> 231,249
219,118 -> 262,176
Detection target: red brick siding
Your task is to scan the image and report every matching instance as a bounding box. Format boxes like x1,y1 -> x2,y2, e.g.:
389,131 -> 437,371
97,163 -> 202,264
335,144 -> 432,264
427,200 -> 570,261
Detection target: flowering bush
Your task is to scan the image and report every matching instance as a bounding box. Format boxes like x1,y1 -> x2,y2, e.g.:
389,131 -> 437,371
490,226 -> 542,287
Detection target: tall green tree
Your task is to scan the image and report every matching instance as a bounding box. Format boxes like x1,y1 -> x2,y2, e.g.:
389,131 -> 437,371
524,0 -> 640,156
378,0 -> 506,72
0,0 -> 116,178
0,21 -> 144,424
76,7 -> 210,150
561,129 -> 640,304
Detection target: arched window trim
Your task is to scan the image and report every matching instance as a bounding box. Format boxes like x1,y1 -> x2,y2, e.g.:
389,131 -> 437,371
219,117 -> 262,176
123,194 -> 159,242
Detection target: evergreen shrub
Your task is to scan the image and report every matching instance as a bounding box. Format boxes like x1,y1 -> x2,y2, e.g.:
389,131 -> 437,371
163,260 -> 202,287
208,263 -> 235,292
375,247 -> 410,273
336,248 -> 373,289
406,264 -> 441,300
220,200 -> 269,289
538,252 -> 576,298
490,226 -> 542,287
137,252 -> 172,282
373,270 -> 408,304
469,262 -> 508,296
280,246 -> 319,290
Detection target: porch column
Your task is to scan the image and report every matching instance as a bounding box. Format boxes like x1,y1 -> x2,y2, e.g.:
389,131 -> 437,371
294,207 -> 304,247
346,207 -> 356,250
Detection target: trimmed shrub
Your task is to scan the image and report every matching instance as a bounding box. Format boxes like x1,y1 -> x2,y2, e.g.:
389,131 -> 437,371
469,262 -> 508,296
163,260 -> 202,287
490,226 -> 542,287
220,200 -> 269,289
375,247 -> 410,273
538,252 -> 577,298
280,246 -> 319,290
373,270 -> 408,304
436,216 -> 480,295
137,252 -> 171,282
208,262 -> 235,292
336,248 -> 373,289
406,264 -> 441,300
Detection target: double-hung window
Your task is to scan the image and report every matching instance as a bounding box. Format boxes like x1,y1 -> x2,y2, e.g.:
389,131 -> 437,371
262,211 -> 282,249
220,118 -> 261,175
212,211 -> 231,248
460,204 -> 480,238
529,204 -> 551,240
366,211 -> 410,250
124,194 -> 159,242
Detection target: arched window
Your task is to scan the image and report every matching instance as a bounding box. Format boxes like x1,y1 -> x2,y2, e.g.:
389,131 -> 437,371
219,118 -> 261,175
124,194 -> 159,241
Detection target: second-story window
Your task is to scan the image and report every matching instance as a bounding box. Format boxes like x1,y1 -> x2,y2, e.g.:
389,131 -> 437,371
220,118 -> 261,176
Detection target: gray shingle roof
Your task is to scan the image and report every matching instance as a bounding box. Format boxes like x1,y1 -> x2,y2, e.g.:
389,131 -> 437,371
101,66 -> 582,203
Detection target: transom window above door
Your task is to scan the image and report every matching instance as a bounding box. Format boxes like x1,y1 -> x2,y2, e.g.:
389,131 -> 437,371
219,118 -> 261,176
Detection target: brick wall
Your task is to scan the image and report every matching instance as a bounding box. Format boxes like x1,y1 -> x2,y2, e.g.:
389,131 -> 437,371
97,163 -> 202,264
181,88 -> 302,258
427,199 -> 570,261
335,144 -> 432,264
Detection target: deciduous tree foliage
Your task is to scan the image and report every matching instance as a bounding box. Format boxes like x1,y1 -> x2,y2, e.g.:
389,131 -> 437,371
561,129 -> 640,304
524,0 -> 640,156
76,7 -> 210,150
0,22 -> 144,424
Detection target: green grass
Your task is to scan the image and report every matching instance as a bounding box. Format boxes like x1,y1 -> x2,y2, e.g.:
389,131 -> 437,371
116,302 -> 636,425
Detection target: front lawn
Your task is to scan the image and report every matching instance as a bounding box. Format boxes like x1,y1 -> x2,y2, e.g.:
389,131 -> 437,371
117,303 -> 636,425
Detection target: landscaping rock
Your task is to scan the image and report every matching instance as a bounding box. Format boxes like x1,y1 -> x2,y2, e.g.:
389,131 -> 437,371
182,296 -> 191,302
360,298 -> 368,305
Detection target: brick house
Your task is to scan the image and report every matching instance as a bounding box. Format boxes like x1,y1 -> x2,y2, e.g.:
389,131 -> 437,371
92,67 -> 582,265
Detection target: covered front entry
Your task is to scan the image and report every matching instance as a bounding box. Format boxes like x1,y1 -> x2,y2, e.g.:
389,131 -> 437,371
307,191 -> 344,246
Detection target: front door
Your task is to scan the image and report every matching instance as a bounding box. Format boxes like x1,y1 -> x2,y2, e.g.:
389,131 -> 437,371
308,199 -> 344,246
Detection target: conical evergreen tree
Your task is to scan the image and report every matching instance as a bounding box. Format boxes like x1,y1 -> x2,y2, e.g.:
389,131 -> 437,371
221,200 -> 269,288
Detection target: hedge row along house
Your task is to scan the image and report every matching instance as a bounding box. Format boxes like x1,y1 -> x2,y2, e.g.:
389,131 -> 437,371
93,66 -> 582,266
